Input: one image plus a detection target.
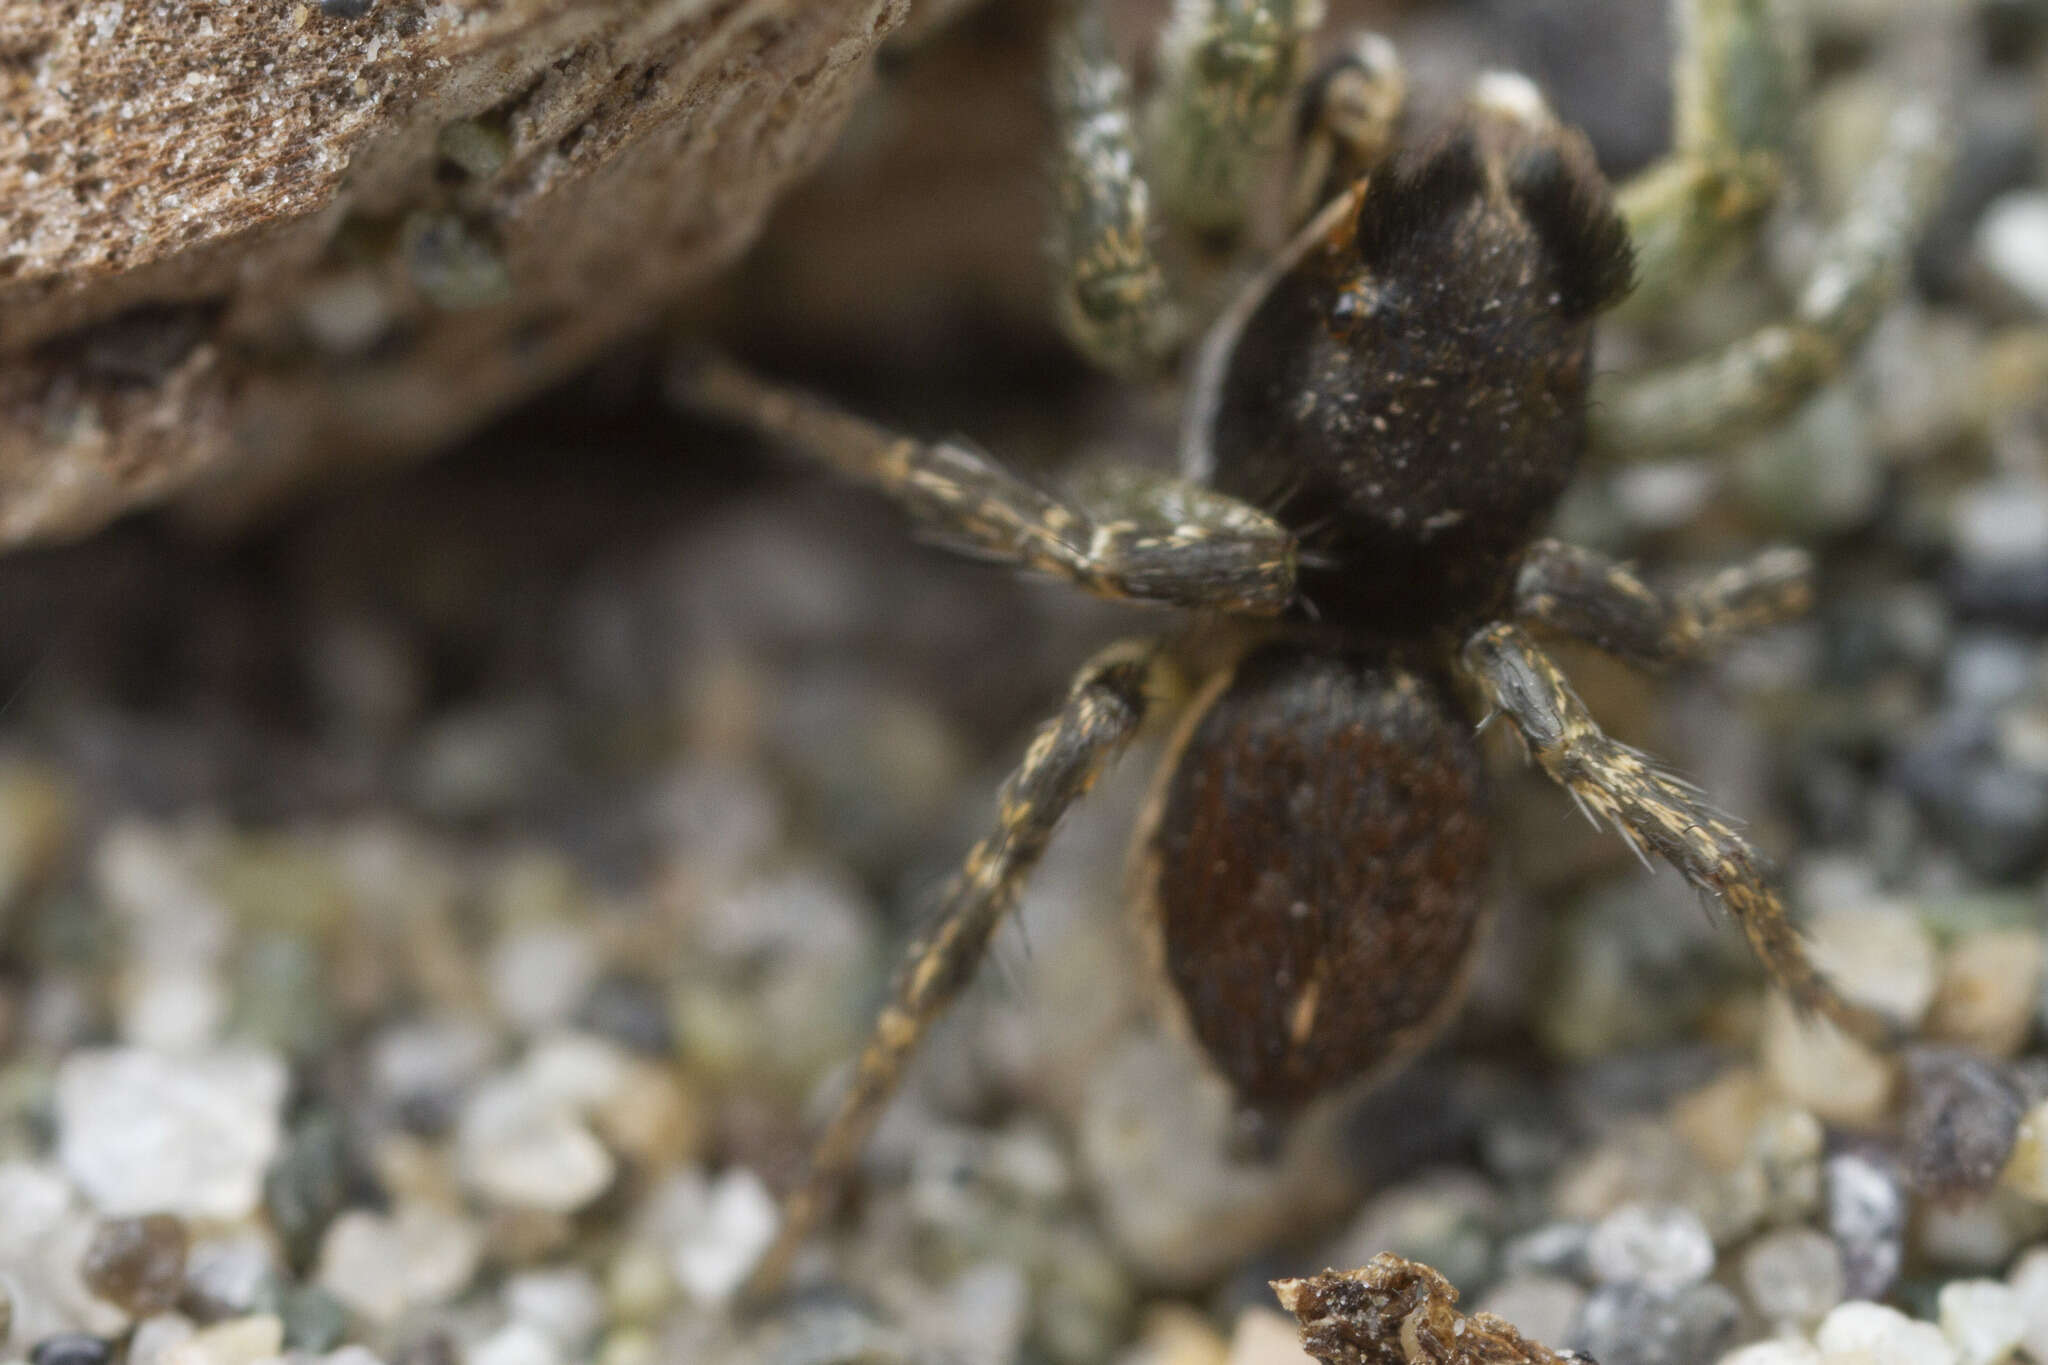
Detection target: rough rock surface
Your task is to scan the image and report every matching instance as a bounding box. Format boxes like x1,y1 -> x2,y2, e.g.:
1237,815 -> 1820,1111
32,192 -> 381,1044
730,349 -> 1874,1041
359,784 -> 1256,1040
0,0 -> 906,545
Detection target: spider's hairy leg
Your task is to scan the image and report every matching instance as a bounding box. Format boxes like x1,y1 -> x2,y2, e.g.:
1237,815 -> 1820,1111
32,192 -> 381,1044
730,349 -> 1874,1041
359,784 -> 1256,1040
1051,4 -> 1180,375
1514,538 -> 1813,668
744,639 -> 1162,1300
1147,0 -> 1323,237
1460,622 -> 1889,1046
1612,0 -> 1803,320
1594,9 -> 1961,456
675,354 -> 1297,613
1285,31 -> 1406,226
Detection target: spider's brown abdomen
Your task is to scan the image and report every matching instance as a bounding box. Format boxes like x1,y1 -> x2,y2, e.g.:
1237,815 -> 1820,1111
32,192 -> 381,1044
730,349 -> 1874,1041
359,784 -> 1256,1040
1136,643 -> 1490,1112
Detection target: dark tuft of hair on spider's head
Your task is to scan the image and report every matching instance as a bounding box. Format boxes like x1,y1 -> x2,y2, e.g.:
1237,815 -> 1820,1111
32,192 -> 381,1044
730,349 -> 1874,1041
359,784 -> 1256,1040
1352,129 -> 1484,269
1508,143 -> 1637,317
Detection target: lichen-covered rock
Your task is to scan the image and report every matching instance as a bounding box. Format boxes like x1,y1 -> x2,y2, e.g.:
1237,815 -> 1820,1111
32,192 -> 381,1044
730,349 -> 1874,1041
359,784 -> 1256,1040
0,0 -> 907,545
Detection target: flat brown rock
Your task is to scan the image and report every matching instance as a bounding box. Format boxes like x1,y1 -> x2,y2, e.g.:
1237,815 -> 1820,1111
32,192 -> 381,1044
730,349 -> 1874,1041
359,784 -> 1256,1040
0,0 -> 906,544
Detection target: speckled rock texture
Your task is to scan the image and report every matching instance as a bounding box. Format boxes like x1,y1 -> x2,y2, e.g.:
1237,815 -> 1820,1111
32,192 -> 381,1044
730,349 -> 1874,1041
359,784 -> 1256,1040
0,0 -> 906,545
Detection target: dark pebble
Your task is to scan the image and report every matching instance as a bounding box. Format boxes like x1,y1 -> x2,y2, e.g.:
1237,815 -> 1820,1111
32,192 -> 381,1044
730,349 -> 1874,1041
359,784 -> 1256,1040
79,1214 -> 187,1316
282,1285 -> 351,1353
576,973 -> 675,1055
265,1111 -> 359,1273
1571,1282 -> 1739,1365
1913,77 -> 2042,297
1947,558 -> 2048,631
1902,1048 -> 2026,1196
30,1336 -> 112,1365
320,0 -> 373,16
1826,1147 -> 1908,1301
1894,712 -> 2048,882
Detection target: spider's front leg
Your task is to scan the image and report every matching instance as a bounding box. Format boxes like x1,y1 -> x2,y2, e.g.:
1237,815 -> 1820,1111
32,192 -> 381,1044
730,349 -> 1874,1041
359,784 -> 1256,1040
1514,538 -> 1812,667
1612,0 -> 1804,321
1594,5 -> 1960,457
1050,5 -> 1181,374
1460,621 -> 1889,1047
676,355 -> 1297,614
1146,0 -> 1322,237
744,639 -> 1163,1299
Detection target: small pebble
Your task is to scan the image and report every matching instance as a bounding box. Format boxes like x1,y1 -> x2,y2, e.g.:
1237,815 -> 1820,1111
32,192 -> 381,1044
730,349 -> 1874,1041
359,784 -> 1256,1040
1716,1341 -> 1820,1365
314,1205 -> 481,1325
30,1336 -> 112,1365
2011,1104 -> 2048,1203
1748,1104 -> 1827,1225
1224,1308 -> 1308,1365
181,1233 -> 277,1320
488,927 -> 600,1036
79,1214 -> 187,1316
936,1261 -> 1031,1365
1760,997 -> 1895,1125
668,1168 -> 778,1305
1572,1281 -> 1740,1365
278,1286 -> 348,1353
1475,1275 -> 1585,1348
1977,191 -> 2048,314
504,1267 -> 603,1352
1954,478 -> 2048,570
55,1048 -> 286,1220
1804,903 -> 1940,1027
457,1074 -> 615,1214
2008,1246 -> 2048,1364
128,1316 -> 195,1365
1903,1049 -> 2026,1196
161,1315 -> 283,1365
1587,1204 -> 1715,1292
1502,1222 -> 1593,1280
1740,1226 -> 1845,1326
467,1323 -> 561,1365
1916,1189 -> 2038,1270
1925,929 -> 2046,1057
1816,1301 -> 1958,1365
1124,1305 -> 1229,1365
265,1111 -> 353,1272
1937,1280 -> 2026,1365
1827,1149 -> 1908,1300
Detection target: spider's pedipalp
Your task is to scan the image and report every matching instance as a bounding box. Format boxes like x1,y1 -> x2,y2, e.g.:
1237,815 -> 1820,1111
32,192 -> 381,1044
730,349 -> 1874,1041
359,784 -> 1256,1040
676,355 -> 1297,613
1460,621 -> 1888,1047
1514,538 -> 1812,667
744,639 -> 1161,1301
1287,32 -> 1406,225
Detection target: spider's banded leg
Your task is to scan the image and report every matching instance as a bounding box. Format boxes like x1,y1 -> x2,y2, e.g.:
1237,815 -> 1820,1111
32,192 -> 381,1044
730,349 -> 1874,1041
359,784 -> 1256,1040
1051,5 -> 1179,375
1147,0 -> 1322,237
1514,539 -> 1812,667
745,639 -> 1160,1300
1460,622 -> 1887,1045
1612,0 -> 1803,320
677,355 -> 1297,613
1595,13 -> 1960,456
1286,33 -> 1406,227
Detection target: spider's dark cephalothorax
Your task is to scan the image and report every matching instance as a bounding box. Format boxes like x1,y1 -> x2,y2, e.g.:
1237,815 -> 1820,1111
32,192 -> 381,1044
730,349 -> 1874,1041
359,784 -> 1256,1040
677,0 -> 1955,1299
1202,109 -> 1634,633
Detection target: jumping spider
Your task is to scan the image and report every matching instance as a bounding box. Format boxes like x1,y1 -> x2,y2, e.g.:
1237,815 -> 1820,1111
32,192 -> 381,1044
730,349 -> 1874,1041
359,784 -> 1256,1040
679,0 -> 1957,1298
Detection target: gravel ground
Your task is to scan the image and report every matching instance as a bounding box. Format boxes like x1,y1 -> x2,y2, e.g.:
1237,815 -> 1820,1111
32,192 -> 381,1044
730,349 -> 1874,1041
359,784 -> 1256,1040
0,3 -> 2044,1365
